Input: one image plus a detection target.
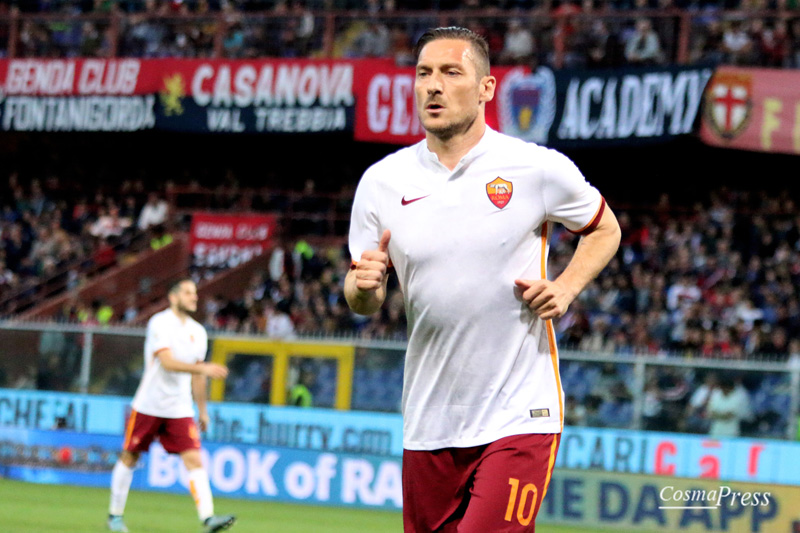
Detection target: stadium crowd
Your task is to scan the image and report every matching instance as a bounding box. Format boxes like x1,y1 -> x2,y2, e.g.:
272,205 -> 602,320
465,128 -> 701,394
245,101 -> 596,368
3,0 -> 800,68
0,173 -> 170,316
193,186 -> 800,367
2,172 -> 798,436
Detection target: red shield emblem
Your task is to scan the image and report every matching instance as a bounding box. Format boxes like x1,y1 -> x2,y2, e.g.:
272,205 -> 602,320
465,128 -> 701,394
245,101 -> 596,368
486,177 -> 513,209
704,72 -> 752,140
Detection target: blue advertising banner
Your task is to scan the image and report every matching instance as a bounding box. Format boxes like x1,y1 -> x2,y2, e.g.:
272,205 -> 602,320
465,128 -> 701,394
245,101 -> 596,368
3,389 -> 799,486
0,428 -> 402,510
497,65 -> 714,148
0,388 -> 403,456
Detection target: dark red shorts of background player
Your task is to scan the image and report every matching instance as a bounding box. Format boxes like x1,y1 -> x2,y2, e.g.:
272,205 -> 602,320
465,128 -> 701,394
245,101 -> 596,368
403,433 -> 561,533
123,410 -> 201,454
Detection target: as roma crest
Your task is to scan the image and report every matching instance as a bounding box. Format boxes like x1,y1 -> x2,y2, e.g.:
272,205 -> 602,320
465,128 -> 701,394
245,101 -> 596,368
486,177 -> 513,209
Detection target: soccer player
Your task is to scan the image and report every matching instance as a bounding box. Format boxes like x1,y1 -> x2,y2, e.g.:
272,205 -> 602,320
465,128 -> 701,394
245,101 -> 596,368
107,279 -> 236,533
345,27 -> 621,532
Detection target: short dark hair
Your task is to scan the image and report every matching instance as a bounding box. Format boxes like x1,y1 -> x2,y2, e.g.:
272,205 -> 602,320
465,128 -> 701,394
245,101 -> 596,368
169,278 -> 194,295
415,27 -> 490,77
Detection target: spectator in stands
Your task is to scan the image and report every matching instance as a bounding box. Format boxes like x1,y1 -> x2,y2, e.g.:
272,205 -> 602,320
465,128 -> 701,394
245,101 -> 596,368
348,19 -> 391,58
89,205 -> 132,239
722,19 -> 754,64
754,19 -> 789,67
564,395 -> 587,426
288,367 -> 315,407
137,193 -> 169,231
585,20 -> 621,69
707,373 -> 751,437
684,371 -> 717,433
642,377 -> 666,431
583,395 -> 605,427
149,224 -> 174,250
624,18 -> 663,65
498,19 -> 535,65
265,299 -> 296,339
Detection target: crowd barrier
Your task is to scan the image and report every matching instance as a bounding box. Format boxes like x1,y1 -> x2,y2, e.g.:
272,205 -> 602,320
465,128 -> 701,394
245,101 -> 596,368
0,322 -> 798,439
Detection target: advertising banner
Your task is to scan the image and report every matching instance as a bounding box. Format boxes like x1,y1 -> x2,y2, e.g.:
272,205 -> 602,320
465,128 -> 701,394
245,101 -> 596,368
152,59 -> 356,133
4,427 -> 800,524
0,388 -> 403,457
189,212 -> 277,269
497,65 -> 714,148
0,59 -> 356,134
4,389 -> 800,485
700,66 -> 800,155
0,428 -> 403,510
0,59 -> 155,132
540,469 -> 800,532
352,60 -> 526,145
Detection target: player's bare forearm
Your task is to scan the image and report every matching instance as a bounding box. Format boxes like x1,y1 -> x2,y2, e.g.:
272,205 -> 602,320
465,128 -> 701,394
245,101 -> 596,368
157,350 -> 204,374
515,207 -> 620,319
192,374 -> 208,412
554,206 -> 621,300
158,350 -> 229,379
345,268 -> 387,315
192,374 -> 211,431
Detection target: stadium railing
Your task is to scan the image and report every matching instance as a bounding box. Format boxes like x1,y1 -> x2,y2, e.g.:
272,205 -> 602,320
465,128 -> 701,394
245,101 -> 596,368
1,9 -> 797,66
0,320 -> 797,440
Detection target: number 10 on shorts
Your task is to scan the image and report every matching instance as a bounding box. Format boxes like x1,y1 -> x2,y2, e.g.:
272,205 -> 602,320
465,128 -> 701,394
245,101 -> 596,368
505,478 -> 539,526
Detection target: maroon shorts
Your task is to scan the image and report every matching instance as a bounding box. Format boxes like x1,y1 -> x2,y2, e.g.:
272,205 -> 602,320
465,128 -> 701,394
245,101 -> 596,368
403,433 -> 561,533
123,410 -> 201,454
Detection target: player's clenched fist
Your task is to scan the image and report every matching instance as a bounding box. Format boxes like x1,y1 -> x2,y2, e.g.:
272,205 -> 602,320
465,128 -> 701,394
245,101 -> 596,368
354,229 -> 391,292
514,278 -> 576,320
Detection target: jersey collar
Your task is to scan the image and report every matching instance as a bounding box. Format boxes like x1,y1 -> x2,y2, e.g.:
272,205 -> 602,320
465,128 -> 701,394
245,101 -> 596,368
417,126 -> 497,173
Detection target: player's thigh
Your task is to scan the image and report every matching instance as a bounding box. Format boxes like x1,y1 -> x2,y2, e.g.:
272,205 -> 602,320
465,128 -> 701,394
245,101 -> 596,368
160,417 -> 201,454
123,410 -> 160,453
458,433 -> 560,533
402,446 -> 483,533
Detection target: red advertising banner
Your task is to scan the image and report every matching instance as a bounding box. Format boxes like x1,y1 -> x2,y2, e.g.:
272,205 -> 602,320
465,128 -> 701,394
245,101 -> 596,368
0,58 -> 358,133
190,212 -> 277,269
353,60 -> 527,145
700,66 -> 800,155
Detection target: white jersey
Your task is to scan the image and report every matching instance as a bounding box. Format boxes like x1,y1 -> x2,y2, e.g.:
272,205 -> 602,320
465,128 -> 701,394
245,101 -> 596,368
131,308 -> 209,418
349,127 -> 604,450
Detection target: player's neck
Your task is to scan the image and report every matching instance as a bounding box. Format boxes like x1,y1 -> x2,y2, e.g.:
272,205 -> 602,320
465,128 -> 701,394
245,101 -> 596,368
426,120 -> 486,171
170,306 -> 189,323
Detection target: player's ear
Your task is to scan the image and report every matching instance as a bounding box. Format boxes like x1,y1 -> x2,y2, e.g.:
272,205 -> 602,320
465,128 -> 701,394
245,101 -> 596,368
479,75 -> 496,103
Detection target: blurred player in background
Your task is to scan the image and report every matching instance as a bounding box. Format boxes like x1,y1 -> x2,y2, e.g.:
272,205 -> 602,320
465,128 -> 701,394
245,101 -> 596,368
346,27 -> 621,532
107,279 -> 236,533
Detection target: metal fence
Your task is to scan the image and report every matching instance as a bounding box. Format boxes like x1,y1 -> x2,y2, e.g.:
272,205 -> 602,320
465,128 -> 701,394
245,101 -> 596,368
0,320 -> 797,440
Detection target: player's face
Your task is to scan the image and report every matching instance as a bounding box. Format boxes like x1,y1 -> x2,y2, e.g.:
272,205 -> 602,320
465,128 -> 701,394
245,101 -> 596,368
414,39 -> 495,140
171,281 -> 198,314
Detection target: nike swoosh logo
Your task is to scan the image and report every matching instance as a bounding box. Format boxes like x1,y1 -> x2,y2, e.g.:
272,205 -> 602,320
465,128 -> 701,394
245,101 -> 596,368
401,195 -> 430,206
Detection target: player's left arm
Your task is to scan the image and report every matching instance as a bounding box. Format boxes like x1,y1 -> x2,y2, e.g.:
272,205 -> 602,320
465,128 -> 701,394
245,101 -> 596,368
192,370 -> 210,432
516,207 -> 621,319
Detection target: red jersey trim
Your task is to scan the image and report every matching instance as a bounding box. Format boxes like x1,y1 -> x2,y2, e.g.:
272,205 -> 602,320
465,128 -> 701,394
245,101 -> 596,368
567,196 -> 606,236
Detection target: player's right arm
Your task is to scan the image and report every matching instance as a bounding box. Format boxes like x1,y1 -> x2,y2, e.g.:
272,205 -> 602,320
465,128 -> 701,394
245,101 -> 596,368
156,349 -> 229,379
345,229 -> 391,315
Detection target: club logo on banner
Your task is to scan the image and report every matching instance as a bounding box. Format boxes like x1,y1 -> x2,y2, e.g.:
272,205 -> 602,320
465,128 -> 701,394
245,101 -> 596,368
498,67 -> 557,145
703,71 -> 753,140
160,73 -> 187,116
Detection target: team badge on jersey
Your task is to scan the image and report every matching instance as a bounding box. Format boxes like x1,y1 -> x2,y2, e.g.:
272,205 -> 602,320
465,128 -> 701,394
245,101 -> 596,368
486,177 -> 513,209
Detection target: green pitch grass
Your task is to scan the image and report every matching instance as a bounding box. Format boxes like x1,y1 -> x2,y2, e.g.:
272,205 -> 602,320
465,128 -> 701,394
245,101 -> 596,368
0,478 -> 589,532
